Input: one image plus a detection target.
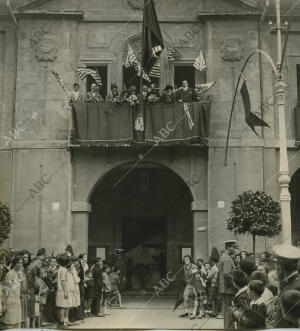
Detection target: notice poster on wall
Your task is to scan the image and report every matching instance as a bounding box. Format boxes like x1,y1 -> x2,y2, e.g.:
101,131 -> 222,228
96,247 -> 106,260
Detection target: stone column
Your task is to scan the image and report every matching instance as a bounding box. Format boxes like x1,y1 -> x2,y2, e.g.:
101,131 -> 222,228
191,200 -> 208,260
72,201 -> 91,254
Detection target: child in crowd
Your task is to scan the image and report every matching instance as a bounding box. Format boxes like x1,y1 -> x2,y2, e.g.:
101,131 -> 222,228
241,280 -> 267,329
84,270 -> 95,317
108,267 -> 124,308
102,265 -> 112,316
232,270 -> 250,328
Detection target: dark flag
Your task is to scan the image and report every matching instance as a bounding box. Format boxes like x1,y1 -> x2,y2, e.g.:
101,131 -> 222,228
142,0 -> 164,74
240,81 -> 270,136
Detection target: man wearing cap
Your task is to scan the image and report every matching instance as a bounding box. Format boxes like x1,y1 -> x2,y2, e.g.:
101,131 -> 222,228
106,83 -> 120,103
219,240 -> 238,328
272,243 -> 300,328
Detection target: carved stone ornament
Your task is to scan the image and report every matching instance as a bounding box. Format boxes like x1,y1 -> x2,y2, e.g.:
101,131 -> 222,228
127,0 -> 144,9
127,0 -> 159,9
34,38 -> 58,62
220,39 -> 242,62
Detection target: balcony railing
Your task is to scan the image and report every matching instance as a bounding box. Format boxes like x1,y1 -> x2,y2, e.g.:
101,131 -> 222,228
69,99 -> 210,148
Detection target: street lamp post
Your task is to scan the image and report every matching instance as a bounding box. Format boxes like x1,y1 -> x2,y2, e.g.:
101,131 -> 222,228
274,0 -> 292,244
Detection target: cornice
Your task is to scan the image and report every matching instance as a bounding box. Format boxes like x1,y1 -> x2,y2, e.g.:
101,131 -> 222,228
12,9 -> 83,20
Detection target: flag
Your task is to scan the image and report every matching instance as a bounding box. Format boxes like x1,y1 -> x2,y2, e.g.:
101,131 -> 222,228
142,0 -> 164,73
149,60 -> 160,78
167,46 -> 181,62
195,82 -> 216,94
51,70 -> 64,89
50,69 -> 69,99
126,44 -> 151,82
193,50 -> 207,71
240,81 -> 270,136
125,44 -> 138,68
76,67 -> 102,86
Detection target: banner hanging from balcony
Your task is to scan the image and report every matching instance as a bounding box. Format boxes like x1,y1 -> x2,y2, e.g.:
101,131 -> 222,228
71,103 -> 133,146
145,101 -> 210,145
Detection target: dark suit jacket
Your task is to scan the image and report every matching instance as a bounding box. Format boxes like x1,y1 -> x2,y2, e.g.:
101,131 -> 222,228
176,87 -> 197,102
92,264 -> 103,291
84,91 -> 104,103
276,271 -> 300,328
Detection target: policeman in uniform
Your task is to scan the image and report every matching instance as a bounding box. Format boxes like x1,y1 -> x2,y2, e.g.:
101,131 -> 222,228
219,239 -> 238,329
272,243 -> 300,328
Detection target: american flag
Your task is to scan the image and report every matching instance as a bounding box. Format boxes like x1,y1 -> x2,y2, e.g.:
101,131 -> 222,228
193,50 -> 207,71
50,69 -> 70,98
126,44 -> 151,82
167,46 -> 181,62
51,70 -> 65,89
76,67 -> 102,86
149,60 -> 160,78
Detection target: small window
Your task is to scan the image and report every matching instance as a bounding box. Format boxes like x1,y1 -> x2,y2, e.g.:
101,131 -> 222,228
138,171 -> 151,193
86,66 -> 108,100
174,65 -> 195,89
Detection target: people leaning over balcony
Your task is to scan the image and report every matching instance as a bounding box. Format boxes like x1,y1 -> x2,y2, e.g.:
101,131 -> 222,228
161,85 -> 176,104
84,83 -> 104,103
79,80 -> 206,104
176,80 -> 198,103
70,83 -> 83,103
106,83 -> 120,104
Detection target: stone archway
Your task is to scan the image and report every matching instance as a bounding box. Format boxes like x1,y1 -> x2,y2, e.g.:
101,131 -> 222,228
87,161 -> 194,291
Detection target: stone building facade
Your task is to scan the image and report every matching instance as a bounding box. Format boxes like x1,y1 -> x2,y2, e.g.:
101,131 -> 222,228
1,0 -> 300,280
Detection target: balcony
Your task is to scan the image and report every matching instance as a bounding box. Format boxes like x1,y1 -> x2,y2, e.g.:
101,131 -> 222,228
69,99 -> 210,149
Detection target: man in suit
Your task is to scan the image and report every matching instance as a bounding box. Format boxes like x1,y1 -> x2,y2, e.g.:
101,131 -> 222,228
219,240 -> 238,329
176,80 -> 197,102
92,257 -> 105,317
272,243 -> 300,328
84,83 -> 104,103
70,83 -> 83,103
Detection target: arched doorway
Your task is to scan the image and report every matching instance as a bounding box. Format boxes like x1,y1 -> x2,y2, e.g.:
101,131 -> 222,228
290,169 -> 300,247
88,161 -> 193,291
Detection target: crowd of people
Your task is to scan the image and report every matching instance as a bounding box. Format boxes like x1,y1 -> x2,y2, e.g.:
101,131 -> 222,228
69,80 -> 211,105
180,240 -> 300,329
0,246 -> 123,329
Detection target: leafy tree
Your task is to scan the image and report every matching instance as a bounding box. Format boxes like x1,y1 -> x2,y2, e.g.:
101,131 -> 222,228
226,190 -> 281,257
0,201 -> 13,244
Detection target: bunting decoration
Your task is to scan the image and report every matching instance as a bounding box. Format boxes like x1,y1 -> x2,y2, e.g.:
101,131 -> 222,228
167,46 -> 181,62
183,103 -> 195,130
76,67 -> 103,86
195,82 -> 216,94
193,50 -> 207,71
240,81 -> 270,136
142,0 -> 165,73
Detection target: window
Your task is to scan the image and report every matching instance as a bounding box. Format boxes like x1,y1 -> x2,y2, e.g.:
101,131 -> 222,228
86,65 -> 108,100
174,65 -> 195,89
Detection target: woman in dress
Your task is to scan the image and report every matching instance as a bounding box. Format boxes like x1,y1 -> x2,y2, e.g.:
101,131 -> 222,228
56,254 -> 72,328
1,255 -> 23,329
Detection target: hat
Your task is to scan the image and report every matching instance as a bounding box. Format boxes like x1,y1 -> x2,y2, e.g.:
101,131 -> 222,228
128,85 -> 136,92
282,290 -> 300,317
111,83 -> 118,89
224,240 -> 237,245
272,243 -> 300,260
282,290 -> 300,316
164,85 -> 173,91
